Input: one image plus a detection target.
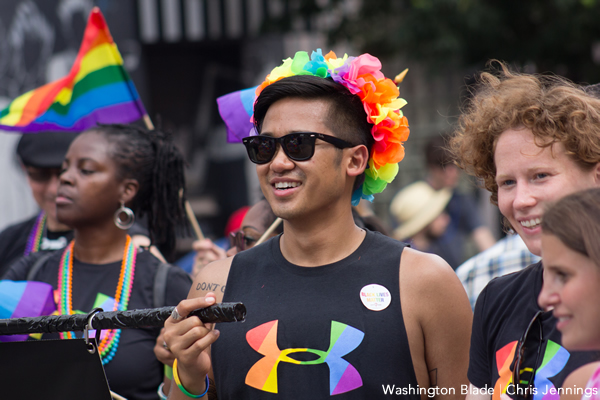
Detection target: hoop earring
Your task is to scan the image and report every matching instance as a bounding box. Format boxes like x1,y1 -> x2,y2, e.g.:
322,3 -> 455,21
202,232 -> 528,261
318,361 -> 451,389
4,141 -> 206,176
114,202 -> 135,230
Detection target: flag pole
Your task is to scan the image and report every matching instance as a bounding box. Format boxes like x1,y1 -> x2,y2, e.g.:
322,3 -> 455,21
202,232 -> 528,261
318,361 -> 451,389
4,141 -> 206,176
255,217 -> 282,246
142,114 -> 204,241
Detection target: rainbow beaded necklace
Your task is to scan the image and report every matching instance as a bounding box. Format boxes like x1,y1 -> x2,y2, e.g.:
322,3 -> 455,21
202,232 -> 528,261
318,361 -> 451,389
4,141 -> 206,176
24,212 -> 46,255
57,235 -> 137,365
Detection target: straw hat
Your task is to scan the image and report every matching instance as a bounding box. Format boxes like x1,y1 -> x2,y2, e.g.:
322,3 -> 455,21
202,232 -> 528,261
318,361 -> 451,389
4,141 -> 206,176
390,181 -> 452,240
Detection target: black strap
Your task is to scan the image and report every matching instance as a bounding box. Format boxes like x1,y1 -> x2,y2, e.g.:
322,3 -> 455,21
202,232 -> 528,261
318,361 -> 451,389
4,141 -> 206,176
153,262 -> 171,308
26,252 -> 54,281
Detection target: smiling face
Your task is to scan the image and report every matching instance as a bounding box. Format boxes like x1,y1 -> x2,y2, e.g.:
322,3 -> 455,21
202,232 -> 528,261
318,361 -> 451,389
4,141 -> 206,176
495,128 -> 599,256
256,97 -> 361,222
538,233 -> 600,350
56,131 -> 131,229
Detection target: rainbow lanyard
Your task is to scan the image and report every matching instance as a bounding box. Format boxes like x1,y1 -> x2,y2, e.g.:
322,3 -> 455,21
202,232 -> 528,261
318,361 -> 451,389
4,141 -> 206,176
24,212 -> 46,256
57,235 -> 137,365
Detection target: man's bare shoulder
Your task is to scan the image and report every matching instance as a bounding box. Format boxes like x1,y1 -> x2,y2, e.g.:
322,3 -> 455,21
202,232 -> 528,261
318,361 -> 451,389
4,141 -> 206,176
401,247 -> 459,287
400,247 -> 472,320
399,248 -> 472,397
188,256 -> 233,302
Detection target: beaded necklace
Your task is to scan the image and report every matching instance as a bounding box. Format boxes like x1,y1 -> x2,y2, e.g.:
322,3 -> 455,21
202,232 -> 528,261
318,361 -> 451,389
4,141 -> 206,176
24,212 -> 46,255
57,235 -> 136,365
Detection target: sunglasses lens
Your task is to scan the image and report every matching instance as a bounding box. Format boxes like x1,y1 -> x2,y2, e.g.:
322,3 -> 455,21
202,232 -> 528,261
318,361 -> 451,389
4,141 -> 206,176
243,133 -> 317,163
245,137 -> 275,164
283,133 -> 314,161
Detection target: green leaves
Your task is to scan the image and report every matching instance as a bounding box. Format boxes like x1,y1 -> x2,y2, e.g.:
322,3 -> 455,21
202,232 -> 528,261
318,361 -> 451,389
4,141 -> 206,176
267,0 -> 600,82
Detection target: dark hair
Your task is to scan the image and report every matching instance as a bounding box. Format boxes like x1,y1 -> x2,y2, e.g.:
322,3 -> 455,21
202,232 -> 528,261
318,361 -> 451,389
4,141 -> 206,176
253,75 -> 374,190
542,188 -> 600,267
89,124 -> 189,257
425,133 -> 455,168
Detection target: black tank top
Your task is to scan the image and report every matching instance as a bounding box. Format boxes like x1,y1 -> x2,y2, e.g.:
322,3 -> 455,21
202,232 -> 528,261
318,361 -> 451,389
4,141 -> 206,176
212,230 -> 421,399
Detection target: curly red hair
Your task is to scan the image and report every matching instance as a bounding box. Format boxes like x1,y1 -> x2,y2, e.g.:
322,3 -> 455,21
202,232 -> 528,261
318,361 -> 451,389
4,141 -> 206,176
450,61 -> 600,205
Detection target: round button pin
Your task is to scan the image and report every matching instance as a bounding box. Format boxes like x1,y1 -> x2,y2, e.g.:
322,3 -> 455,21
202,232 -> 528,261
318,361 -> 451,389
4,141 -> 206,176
359,284 -> 392,311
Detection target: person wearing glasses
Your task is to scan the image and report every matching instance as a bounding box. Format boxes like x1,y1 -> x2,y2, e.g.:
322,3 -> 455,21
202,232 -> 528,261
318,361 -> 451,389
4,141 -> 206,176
224,199 -> 282,255
190,199 -> 282,277
450,63 -> 600,400
162,50 -> 472,399
537,188 -> 600,400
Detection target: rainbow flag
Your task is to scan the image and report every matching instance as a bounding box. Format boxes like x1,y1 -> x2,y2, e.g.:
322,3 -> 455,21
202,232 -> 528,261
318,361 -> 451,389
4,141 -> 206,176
0,280 -> 56,342
0,7 -> 146,132
217,86 -> 258,143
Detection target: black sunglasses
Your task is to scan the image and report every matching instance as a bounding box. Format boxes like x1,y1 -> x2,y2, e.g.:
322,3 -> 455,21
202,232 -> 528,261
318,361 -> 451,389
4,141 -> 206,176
242,132 -> 354,164
512,310 -> 544,399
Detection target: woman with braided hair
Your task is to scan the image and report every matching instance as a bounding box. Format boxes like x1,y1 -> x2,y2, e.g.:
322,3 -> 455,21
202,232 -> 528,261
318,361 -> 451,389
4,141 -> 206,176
4,124 -> 193,400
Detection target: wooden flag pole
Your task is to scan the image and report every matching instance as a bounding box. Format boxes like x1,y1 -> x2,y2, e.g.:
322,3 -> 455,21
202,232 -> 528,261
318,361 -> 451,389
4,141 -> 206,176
143,114 -> 204,240
255,217 -> 282,246
111,391 -> 127,400
185,199 -> 205,241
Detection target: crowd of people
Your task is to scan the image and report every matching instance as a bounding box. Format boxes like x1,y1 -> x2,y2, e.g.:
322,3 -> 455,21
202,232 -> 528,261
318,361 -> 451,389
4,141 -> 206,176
1,49 -> 600,400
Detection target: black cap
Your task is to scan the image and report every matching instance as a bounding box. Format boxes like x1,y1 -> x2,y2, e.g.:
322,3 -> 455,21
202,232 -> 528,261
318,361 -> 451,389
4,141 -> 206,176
16,131 -> 80,168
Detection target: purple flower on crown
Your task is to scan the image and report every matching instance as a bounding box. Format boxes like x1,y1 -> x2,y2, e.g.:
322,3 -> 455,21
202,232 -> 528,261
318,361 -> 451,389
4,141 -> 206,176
330,56 -> 356,90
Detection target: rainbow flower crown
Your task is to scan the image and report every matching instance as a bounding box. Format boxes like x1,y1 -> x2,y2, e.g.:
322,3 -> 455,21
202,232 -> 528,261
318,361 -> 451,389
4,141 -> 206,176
217,49 -> 410,206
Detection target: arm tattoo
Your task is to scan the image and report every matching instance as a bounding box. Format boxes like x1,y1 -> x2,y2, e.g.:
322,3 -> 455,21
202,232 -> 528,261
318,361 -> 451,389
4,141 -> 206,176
196,281 -> 226,293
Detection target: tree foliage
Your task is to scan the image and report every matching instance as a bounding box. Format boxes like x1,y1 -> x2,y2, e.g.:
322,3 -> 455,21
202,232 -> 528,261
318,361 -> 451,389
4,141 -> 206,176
279,0 -> 600,82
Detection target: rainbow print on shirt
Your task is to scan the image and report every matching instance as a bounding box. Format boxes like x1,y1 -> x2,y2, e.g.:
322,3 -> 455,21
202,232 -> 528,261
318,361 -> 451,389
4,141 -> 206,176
245,320 -> 365,395
50,290 -> 118,341
493,340 -> 570,400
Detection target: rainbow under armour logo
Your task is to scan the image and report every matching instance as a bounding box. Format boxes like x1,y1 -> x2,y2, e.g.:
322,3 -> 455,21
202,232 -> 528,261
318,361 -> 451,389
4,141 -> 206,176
245,320 -> 365,395
493,340 -> 570,400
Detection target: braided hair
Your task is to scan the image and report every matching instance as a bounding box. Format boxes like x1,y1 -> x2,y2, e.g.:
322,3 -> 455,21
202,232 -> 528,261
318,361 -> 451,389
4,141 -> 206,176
91,124 -> 189,258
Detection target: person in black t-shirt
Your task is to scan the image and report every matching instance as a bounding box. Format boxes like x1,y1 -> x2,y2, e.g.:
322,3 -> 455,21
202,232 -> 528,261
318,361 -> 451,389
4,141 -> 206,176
0,132 -> 156,278
162,51 -> 472,400
0,131 -> 78,277
4,124 -> 193,400
449,63 -> 600,400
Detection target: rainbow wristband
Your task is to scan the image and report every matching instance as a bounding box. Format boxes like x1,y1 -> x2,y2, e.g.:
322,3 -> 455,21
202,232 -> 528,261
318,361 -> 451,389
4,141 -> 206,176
173,358 -> 209,398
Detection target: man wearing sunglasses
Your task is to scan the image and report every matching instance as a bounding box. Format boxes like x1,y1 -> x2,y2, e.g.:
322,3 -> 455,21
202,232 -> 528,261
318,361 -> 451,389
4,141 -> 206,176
0,132 -> 78,277
163,51 -> 472,399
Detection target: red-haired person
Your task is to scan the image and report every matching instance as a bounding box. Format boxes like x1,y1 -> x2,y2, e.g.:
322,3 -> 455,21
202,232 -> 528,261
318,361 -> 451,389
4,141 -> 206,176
450,63 -> 600,400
